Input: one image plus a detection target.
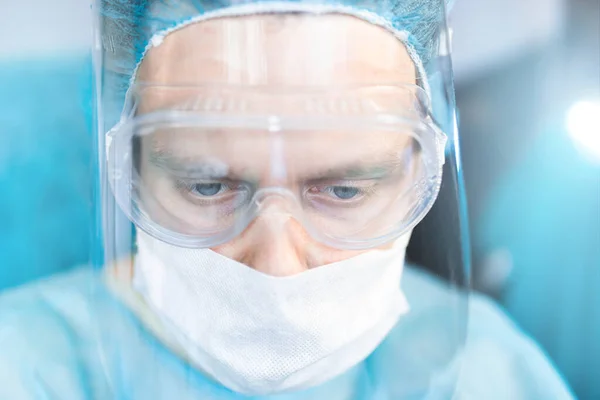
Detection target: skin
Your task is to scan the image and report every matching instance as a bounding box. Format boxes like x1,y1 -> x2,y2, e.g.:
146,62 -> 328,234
135,14 -> 420,276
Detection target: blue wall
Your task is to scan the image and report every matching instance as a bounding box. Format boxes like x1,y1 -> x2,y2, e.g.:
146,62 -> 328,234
478,124 -> 600,399
0,55 -> 93,290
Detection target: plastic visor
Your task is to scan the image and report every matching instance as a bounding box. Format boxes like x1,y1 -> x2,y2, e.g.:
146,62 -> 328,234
93,2 -> 469,399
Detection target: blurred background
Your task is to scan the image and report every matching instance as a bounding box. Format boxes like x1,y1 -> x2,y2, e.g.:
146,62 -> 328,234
452,1 -> 599,398
0,0 -> 598,398
0,0 -> 93,290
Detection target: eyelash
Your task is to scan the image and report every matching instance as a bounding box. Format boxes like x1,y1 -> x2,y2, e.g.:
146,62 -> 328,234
173,178 -> 379,205
175,179 -> 248,204
306,181 -> 378,202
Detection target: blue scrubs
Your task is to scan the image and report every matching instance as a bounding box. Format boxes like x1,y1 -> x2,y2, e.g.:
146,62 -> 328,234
0,266 -> 574,399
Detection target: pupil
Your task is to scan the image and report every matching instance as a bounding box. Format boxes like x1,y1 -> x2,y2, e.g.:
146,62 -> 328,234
195,183 -> 222,196
332,186 -> 359,200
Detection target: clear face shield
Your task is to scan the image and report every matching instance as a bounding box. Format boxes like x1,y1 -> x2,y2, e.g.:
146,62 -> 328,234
94,1 -> 469,399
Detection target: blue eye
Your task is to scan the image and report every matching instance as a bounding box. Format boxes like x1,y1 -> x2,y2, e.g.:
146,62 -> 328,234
331,186 -> 360,200
192,183 -> 223,196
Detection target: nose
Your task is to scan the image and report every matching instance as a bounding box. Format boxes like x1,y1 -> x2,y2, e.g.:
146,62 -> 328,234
213,194 -> 310,276
244,214 -> 309,276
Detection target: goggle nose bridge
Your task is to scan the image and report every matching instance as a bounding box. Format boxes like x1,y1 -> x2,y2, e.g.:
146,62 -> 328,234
251,187 -> 300,212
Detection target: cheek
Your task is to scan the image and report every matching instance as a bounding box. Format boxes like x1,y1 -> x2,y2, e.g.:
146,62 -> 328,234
303,242 -> 368,267
312,241 -> 397,266
210,240 -> 239,260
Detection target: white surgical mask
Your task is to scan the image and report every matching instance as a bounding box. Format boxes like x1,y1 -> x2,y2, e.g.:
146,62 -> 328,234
132,230 -> 411,395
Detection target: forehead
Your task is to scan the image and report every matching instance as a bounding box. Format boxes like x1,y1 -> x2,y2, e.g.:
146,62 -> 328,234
135,14 -> 419,177
136,13 -> 417,88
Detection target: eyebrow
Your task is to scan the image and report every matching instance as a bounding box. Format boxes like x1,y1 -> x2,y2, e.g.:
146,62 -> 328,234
149,150 -> 237,180
311,138 -> 417,181
148,147 -> 409,183
305,160 -> 404,182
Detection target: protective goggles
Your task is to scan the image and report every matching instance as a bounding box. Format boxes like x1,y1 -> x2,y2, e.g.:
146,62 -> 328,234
107,85 -> 446,250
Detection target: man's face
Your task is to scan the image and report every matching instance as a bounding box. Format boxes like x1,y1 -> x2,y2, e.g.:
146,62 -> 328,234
135,14 -> 418,275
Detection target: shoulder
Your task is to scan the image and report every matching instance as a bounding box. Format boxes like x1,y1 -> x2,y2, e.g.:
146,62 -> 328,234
402,267 -> 574,399
0,268 -> 111,399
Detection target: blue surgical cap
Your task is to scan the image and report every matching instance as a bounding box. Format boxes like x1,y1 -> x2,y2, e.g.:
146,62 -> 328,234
99,0 -> 451,124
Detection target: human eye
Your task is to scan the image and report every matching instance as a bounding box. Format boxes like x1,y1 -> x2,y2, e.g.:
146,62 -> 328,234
305,181 -> 377,206
188,182 -> 228,197
176,179 -> 252,206
324,185 -> 362,200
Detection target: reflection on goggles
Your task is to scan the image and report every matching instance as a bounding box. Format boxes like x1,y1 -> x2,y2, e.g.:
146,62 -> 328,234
129,84 -> 430,119
108,87 -> 445,249
138,132 -> 421,239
